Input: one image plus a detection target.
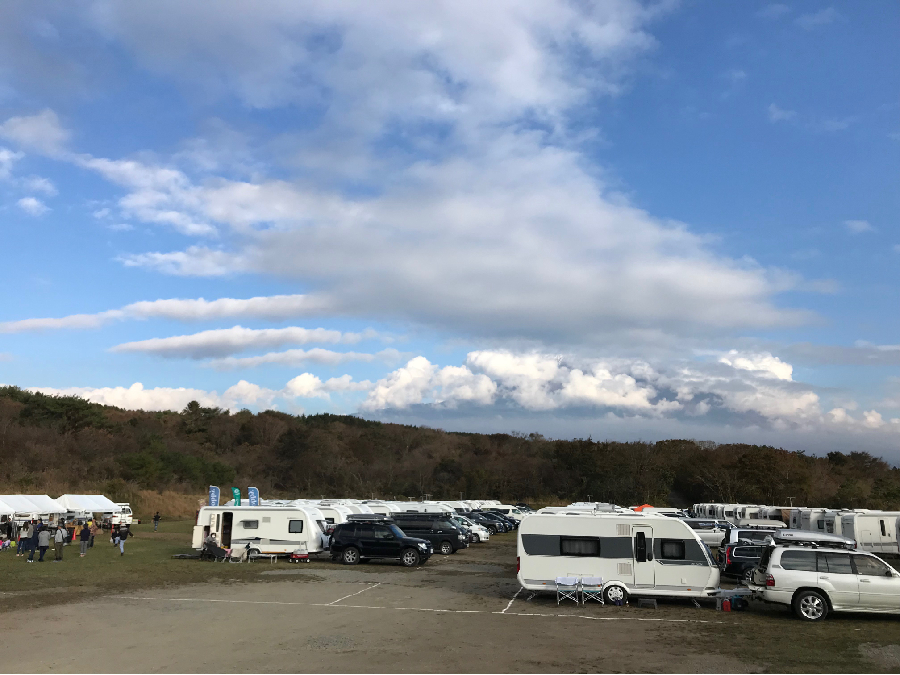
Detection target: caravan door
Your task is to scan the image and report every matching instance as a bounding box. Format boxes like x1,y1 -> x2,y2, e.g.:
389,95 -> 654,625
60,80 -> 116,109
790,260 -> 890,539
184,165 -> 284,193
633,525 -> 655,587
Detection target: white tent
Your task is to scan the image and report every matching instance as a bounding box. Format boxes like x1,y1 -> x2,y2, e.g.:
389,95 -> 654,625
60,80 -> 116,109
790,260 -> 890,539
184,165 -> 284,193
56,495 -> 122,514
0,495 -> 65,516
0,498 -> 14,516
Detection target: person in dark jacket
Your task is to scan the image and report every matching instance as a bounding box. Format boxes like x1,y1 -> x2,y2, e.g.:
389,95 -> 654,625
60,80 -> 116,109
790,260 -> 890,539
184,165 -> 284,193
116,524 -> 132,555
79,521 -> 91,557
27,521 -> 40,562
153,512 -> 161,532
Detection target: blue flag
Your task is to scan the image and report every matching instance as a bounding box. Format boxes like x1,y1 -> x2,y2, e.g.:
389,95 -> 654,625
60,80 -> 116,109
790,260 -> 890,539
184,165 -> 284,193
248,487 -> 260,506
208,486 -> 220,507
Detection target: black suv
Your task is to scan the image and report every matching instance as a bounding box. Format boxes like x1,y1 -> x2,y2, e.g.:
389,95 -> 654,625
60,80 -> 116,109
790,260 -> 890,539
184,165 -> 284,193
460,511 -> 508,534
330,518 -> 432,566
720,541 -> 765,584
391,513 -> 469,555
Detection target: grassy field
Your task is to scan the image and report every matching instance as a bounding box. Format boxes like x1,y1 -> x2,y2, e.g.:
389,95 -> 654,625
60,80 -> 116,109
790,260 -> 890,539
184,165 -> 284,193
0,520 -> 273,606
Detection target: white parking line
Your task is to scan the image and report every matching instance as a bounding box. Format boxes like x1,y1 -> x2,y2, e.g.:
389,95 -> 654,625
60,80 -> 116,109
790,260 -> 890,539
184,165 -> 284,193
497,588 -> 521,614
326,582 -> 382,606
112,594 -> 725,624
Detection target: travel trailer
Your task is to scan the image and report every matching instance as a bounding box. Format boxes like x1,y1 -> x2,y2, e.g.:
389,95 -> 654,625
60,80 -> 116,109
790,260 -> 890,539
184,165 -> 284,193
517,513 -> 720,602
835,511 -> 900,554
799,508 -> 829,532
192,505 -> 328,556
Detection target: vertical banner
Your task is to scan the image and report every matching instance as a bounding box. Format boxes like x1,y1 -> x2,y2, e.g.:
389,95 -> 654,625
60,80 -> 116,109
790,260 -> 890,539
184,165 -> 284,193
231,487 -> 241,506
248,487 -> 260,506
208,486 -> 220,507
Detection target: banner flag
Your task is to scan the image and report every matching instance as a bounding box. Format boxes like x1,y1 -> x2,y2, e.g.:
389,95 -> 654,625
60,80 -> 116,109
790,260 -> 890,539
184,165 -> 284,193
208,486 -> 220,507
231,487 -> 241,506
248,487 -> 260,506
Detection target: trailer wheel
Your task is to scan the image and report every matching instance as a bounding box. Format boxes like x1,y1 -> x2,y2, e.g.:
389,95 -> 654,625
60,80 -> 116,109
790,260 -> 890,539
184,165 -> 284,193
342,546 -> 360,565
793,590 -> 828,621
439,541 -> 454,555
603,585 -> 628,605
400,548 -> 421,567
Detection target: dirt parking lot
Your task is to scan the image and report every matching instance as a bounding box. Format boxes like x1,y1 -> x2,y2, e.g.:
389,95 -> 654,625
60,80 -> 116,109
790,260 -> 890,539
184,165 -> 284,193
3,533 -> 900,672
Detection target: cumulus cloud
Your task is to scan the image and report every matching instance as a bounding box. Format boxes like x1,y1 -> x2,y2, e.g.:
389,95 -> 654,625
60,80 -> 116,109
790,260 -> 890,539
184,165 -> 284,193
768,103 -> 796,123
845,219 -> 874,234
0,109 -> 69,154
0,147 -> 23,179
21,175 -> 56,195
284,373 -> 371,400
795,7 -> 840,30
0,293 -> 322,333
17,196 -> 49,215
111,325 -> 380,359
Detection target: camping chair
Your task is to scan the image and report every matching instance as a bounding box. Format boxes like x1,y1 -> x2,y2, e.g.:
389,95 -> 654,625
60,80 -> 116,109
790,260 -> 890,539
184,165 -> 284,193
580,577 -> 604,604
229,544 -> 250,563
200,542 -> 229,562
555,577 -> 579,605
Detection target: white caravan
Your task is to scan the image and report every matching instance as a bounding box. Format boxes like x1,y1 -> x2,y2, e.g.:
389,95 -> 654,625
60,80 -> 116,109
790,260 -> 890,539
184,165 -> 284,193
315,503 -> 355,525
799,508 -> 829,532
837,511 -> 900,554
517,513 -> 720,602
193,505 -> 327,556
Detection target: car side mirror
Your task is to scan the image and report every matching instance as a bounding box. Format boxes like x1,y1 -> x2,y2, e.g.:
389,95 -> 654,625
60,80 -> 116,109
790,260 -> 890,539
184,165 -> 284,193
887,570 -> 895,578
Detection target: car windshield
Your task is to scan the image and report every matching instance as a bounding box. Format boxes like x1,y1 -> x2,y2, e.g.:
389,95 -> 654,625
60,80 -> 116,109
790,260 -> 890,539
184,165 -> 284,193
388,525 -> 404,538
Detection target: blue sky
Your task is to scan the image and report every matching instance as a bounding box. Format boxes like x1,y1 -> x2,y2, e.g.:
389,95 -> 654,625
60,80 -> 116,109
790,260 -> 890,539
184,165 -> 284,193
1,1 -> 898,455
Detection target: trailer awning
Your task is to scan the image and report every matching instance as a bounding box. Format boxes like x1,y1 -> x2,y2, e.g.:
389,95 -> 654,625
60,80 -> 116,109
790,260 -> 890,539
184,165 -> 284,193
56,495 -> 122,513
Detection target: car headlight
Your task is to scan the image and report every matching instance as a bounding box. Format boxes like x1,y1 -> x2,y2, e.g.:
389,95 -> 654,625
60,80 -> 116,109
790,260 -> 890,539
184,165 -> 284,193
418,542 -> 427,549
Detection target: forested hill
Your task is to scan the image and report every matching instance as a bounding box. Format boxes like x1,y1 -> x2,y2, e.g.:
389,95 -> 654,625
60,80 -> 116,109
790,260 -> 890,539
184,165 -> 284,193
2,385 -> 900,510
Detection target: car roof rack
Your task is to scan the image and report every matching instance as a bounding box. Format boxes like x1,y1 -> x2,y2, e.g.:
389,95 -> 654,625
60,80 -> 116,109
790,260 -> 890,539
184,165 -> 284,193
769,529 -> 855,550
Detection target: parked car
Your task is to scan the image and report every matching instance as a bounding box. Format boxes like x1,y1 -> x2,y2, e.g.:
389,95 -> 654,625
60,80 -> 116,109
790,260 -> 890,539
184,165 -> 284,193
460,511 -> 508,534
749,531 -> 900,621
680,518 -> 728,548
330,519 -> 432,566
452,515 -> 490,542
719,542 -> 765,584
718,524 -> 779,550
391,513 -> 469,555
482,510 -> 518,530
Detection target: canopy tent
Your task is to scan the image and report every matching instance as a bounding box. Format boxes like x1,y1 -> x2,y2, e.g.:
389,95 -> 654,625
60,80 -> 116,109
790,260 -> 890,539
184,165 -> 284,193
0,495 -> 65,516
56,494 -> 122,514
0,498 -> 14,516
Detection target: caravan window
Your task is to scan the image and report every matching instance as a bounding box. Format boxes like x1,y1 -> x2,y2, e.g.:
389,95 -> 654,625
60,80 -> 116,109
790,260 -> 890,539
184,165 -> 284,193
240,520 -> 259,529
288,520 -> 304,533
660,540 -> 686,560
816,519 -> 824,530
560,537 -> 600,556
881,520 -> 887,537
635,532 -> 648,562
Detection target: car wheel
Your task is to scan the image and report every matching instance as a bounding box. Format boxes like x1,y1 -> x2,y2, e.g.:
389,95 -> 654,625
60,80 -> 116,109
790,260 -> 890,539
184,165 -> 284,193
342,546 -> 360,565
400,548 -> 420,567
439,541 -> 453,555
603,585 -> 628,605
472,533 -> 481,543
793,590 -> 829,621
741,568 -> 754,585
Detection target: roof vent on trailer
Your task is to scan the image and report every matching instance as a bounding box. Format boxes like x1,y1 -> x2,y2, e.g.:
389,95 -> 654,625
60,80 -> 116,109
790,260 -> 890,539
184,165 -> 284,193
616,524 -> 630,536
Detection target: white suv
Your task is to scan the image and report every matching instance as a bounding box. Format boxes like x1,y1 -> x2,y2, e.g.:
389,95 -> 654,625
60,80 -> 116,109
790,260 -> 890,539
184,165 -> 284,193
751,539 -> 900,621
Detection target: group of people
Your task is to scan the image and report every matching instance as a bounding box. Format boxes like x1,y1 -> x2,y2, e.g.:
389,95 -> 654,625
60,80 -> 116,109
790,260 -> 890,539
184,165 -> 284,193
2,518 -> 134,561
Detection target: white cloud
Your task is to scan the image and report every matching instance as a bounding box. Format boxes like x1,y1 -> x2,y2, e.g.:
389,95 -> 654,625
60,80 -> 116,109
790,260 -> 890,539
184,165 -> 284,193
0,293 -> 326,333
718,350 -> 793,381
845,219 -> 874,234
119,246 -> 243,275
283,373 -> 371,400
0,109 -> 69,155
768,103 -> 796,123
22,175 -> 56,195
795,7 -> 840,30
111,325 -> 379,359
17,196 -> 49,216
0,147 -> 23,179
208,347 -> 402,370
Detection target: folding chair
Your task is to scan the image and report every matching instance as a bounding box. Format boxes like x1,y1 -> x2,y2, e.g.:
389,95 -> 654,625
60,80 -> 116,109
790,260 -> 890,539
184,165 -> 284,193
555,576 -> 579,605
580,576 -> 604,604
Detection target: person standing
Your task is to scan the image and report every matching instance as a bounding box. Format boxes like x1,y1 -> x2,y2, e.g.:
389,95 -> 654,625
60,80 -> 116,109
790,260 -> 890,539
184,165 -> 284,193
53,522 -> 66,562
153,512 -> 161,532
89,520 -> 98,548
27,521 -> 39,562
79,521 -> 90,557
37,525 -> 51,562
15,522 -> 26,557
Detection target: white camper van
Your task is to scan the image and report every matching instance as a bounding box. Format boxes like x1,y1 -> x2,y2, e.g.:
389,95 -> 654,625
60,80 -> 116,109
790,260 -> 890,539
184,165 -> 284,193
517,513 -> 720,603
193,505 -> 327,557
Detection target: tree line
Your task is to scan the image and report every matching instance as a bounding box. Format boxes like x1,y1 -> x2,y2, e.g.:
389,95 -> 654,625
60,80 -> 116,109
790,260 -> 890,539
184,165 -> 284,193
1,386 -> 899,509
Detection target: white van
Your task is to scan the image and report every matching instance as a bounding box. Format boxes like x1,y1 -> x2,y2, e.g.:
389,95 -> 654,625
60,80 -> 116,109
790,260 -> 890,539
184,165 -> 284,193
193,505 -> 327,557
517,513 -> 720,604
